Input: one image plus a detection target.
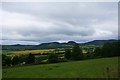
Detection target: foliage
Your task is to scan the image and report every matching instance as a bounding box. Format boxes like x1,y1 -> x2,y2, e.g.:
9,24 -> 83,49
2,54 -> 5,66
27,53 -> 35,64
94,47 -> 102,57
48,53 -> 59,63
35,55 -> 49,64
85,51 -> 94,59
19,54 -> 29,63
101,41 -> 119,57
12,56 -> 20,65
2,54 -> 12,66
71,44 -> 83,60
64,49 -> 71,60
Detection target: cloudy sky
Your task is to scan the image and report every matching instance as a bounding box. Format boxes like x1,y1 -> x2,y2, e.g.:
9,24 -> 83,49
0,2 -> 118,45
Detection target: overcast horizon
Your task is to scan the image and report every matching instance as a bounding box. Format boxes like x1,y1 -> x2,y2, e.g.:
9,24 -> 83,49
0,2 -> 118,45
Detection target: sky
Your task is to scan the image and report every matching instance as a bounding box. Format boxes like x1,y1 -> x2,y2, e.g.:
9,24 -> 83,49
0,2 -> 118,45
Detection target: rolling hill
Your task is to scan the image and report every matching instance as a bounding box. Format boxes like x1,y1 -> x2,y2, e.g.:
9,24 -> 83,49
1,39 -> 118,50
82,39 -> 117,45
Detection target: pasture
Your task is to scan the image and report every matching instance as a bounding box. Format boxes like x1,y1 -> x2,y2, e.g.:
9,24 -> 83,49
2,57 -> 118,78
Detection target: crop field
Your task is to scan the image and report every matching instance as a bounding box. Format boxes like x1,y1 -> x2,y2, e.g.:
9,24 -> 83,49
2,49 -> 54,56
1,48 -> 66,56
2,57 -> 118,78
1,48 -> 91,56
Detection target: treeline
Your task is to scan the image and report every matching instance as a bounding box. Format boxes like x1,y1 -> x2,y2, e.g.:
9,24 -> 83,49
2,41 -> 119,66
94,40 -> 119,57
65,41 -> 119,60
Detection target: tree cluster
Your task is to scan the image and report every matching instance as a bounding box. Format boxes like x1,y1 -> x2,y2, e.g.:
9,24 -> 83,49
65,44 -> 84,60
94,41 -> 119,57
2,53 -> 35,66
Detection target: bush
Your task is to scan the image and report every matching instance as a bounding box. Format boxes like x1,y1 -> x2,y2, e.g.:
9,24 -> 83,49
35,55 -> 49,64
3,55 -> 12,66
2,54 -> 7,66
85,52 -> 94,59
94,47 -> 102,57
65,49 -> 71,60
12,56 -> 20,65
48,53 -> 59,63
19,54 -> 28,63
58,58 -> 67,62
27,53 -> 35,64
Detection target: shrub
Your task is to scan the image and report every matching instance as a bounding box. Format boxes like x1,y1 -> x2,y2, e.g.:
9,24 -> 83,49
12,56 -> 20,65
48,53 -> 59,63
2,55 -> 12,66
27,53 -> 35,64
65,49 -> 71,60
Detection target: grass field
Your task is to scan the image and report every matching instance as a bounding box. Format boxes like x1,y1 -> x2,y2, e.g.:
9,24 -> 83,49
2,57 -> 118,78
0,51 -> 13,55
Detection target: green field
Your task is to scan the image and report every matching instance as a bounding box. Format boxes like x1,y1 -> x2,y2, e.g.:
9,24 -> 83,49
2,57 -> 118,78
0,51 -> 12,55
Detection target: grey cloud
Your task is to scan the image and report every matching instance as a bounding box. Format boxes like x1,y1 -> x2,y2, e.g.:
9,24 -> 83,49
1,2 -> 118,44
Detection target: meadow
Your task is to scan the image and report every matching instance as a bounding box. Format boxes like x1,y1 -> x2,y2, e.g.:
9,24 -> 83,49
2,57 -> 118,78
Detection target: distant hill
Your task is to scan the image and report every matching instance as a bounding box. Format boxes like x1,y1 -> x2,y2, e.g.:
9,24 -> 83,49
82,39 -> 117,45
33,41 -> 77,49
1,41 -> 77,50
1,45 -> 35,50
1,39 -> 118,50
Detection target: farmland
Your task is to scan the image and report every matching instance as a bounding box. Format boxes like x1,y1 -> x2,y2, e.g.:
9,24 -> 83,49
1,48 -> 66,56
2,41 -> 119,79
1,45 -> 97,56
8,49 -> 54,55
1,41 -> 100,56
2,57 -> 118,78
